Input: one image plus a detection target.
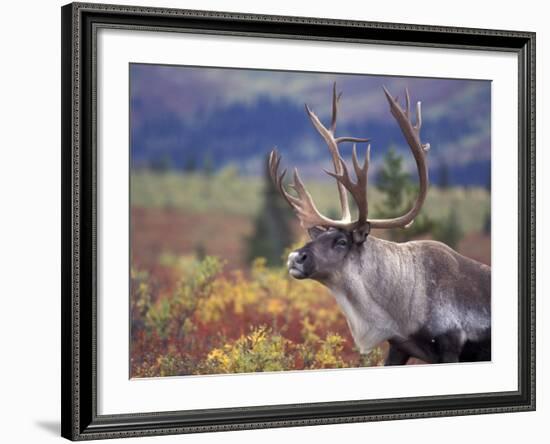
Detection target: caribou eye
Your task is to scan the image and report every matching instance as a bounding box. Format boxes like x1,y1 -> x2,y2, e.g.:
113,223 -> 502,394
335,238 -> 348,248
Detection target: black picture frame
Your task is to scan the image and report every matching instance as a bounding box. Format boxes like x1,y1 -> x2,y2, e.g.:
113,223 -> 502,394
61,2 -> 536,440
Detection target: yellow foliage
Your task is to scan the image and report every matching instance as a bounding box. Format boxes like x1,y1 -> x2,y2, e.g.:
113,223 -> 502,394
266,298 -> 285,316
203,326 -> 293,374
313,334 -> 348,369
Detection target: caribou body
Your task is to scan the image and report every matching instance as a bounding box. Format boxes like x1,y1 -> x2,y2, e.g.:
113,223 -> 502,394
270,84 -> 491,365
288,230 -> 491,364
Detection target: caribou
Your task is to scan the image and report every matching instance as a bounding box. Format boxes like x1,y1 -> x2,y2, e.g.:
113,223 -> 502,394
269,84 -> 491,365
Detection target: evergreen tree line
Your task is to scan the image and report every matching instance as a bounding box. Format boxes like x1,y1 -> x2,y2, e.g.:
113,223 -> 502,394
147,152 -> 214,175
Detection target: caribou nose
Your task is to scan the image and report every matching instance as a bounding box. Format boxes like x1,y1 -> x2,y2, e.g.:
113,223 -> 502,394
287,250 -> 310,279
288,250 -> 307,268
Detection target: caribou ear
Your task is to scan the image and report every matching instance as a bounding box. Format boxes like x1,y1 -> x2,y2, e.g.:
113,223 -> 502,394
307,226 -> 326,240
352,223 -> 371,245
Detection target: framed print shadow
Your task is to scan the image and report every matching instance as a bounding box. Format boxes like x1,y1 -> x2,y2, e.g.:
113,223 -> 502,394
61,2 -> 536,441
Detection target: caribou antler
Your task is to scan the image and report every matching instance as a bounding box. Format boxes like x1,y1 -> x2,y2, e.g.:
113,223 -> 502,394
304,83 -> 370,222
269,85 -> 430,233
366,87 -> 430,229
324,143 -> 371,227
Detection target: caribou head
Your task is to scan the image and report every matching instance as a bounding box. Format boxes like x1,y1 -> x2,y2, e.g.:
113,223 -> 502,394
271,84 -> 429,281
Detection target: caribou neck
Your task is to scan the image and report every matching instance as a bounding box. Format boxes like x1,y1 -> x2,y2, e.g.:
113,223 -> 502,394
318,236 -> 427,353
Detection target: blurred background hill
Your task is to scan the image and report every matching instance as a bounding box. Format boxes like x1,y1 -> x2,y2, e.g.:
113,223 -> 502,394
131,64 -> 491,187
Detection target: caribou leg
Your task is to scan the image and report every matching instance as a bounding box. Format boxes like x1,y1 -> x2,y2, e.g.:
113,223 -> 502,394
435,330 -> 464,363
384,343 -> 411,366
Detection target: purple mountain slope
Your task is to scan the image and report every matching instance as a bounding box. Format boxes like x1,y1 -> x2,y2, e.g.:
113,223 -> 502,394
130,64 -> 491,186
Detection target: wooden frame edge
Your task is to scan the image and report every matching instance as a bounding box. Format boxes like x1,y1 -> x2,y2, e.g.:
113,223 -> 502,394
61,2 -> 536,440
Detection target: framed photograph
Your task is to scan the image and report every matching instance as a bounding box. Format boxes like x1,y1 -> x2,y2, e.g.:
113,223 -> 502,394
61,2 -> 535,440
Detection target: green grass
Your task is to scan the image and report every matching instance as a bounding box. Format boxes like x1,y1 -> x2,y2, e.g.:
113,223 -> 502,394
131,169 -> 490,234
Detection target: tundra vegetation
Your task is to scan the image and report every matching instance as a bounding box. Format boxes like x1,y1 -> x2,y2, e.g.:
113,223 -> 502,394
130,151 -> 490,377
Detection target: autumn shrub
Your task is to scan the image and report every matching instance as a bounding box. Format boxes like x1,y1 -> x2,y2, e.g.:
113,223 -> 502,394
130,254 -> 384,378
202,326 -> 293,374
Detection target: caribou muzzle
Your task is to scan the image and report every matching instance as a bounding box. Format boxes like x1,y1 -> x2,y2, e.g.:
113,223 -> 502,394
287,248 -> 314,279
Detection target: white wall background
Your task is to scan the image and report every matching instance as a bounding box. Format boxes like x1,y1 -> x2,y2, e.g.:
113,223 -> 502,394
0,0 -> 545,442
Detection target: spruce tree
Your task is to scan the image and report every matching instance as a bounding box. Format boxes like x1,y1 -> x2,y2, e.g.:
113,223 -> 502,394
376,147 -> 410,212
150,154 -> 172,173
433,207 -> 463,249
202,151 -> 214,177
483,209 -> 491,235
374,147 -> 434,242
246,156 -> 294,266
183,154 -> 197,173
438,161 -> 451,189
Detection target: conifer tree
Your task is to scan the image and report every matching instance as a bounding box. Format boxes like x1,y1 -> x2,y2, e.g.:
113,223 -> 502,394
246,156 -> 294,266
438,161 -> 451,189
433,207 -> 463,249
374,147 -> 434,242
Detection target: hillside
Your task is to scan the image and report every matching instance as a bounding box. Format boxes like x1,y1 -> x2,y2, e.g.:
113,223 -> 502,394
130,64 -> 491,187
